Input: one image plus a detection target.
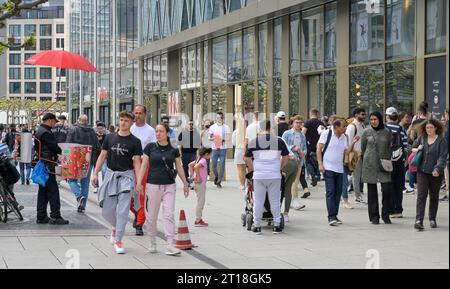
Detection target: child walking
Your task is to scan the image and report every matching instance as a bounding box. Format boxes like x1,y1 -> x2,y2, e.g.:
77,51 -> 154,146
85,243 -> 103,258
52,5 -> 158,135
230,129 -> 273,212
190,147 -> 212,227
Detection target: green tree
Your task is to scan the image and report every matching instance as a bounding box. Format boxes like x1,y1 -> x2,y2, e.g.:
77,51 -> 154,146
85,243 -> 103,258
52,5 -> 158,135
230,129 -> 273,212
0,0 -> 48,55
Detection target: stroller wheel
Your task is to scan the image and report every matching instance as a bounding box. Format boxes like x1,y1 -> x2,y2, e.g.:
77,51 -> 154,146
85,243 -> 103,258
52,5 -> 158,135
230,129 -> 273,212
246,213 -> 253,231
241,213 -> 246,227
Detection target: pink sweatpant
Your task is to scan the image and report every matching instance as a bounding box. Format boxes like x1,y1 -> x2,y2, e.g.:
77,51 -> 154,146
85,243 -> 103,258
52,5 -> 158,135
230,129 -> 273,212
145,184 -> 176,246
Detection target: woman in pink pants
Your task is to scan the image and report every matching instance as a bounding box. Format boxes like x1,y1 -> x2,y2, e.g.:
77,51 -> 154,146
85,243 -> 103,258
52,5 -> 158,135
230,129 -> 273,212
136,123 -> 189,256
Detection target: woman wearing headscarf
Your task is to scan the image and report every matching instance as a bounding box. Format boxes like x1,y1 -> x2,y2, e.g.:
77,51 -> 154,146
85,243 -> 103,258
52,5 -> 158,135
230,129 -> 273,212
361,111 -> 393,225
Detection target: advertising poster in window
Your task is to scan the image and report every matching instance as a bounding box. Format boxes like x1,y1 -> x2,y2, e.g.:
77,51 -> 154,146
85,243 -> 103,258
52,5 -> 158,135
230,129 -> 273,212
390,6 -> 402,45
426,56 -> 446,120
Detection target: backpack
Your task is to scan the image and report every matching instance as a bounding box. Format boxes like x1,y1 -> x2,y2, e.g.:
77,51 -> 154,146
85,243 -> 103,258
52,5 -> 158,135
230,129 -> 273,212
321,129 -> 333,157
4,131 -> 16,151
389,126 -> 403,162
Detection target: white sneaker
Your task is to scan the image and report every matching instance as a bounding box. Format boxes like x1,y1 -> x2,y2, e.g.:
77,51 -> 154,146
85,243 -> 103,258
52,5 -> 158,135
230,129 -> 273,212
114,241 -> 125,254
293,199 -> 306,210
239,185 -> 245,191
149,242 -> 157,254
343,202 -> 354,210
283,213 -> 289,222
166,246 -> 181,256
110,228 -> 116,244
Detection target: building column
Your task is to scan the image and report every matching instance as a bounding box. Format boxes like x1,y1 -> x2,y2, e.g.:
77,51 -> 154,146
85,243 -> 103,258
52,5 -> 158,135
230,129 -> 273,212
336,0 -> 350,118
416,0 -> 426,110
112,0 -> 117,126
138,58 -> 144,105
267,19 -> 274,118
281,15 -> 290,115
93,0 -> 98,122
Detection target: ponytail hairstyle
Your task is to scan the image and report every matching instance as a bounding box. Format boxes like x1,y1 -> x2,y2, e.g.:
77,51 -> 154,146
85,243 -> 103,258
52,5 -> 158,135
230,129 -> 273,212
197,146 -> 212,162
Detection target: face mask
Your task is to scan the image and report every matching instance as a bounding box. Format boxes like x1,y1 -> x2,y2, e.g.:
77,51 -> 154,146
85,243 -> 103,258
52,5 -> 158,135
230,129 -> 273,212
205,125 -> 211,129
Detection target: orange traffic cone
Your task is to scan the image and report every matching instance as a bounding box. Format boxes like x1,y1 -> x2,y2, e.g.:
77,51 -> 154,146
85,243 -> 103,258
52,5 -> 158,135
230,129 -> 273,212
175,209 -> 193,250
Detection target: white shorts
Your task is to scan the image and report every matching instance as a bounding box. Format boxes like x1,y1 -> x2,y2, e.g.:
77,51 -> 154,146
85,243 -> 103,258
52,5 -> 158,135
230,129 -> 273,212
234,149 -> 246,165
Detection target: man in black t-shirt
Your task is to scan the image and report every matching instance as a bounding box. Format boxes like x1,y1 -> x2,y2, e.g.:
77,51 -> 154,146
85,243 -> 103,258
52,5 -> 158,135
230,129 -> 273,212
92,111 -> 142,255
276,111 -> 290,138
178,121 -> 201,187
302,109 -> 325,186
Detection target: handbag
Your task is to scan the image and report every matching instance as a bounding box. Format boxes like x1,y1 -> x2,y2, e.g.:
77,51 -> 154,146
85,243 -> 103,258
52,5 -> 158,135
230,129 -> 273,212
411,138 -> 424,168
371,130 -> 393,173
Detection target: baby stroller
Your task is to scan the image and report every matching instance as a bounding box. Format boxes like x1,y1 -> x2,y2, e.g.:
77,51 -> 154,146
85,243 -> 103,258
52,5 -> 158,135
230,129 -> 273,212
241,171 -> 285,231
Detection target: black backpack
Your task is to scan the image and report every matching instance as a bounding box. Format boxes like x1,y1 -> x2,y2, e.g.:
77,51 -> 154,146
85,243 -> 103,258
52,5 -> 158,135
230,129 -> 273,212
389,126 -> 403,162
4,132 -> 16,151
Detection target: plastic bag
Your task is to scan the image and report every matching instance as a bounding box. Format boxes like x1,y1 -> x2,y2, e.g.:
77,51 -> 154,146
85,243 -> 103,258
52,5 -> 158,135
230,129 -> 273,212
31,160 -> 49,187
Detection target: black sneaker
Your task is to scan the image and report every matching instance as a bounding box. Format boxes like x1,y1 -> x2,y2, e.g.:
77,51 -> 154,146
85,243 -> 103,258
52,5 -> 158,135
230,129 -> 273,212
252,226 -> 262,235
135,226 -> 144,236
36,216 -> 50,224
440,195 -> 448,202
26,179 -> 30,186
329,219 -> 339,226
311,177 -> 318,187
371,219 -> 380,225
430,220 -> 438,229
133,218 -> 137,229
49,217 -> 69,225
214,179 -> 218,185
273,226 -> 283,234
301,192 -> 311,199
217,183 -> 222,189
335,218 -> 343,225
414,221 -> 424,231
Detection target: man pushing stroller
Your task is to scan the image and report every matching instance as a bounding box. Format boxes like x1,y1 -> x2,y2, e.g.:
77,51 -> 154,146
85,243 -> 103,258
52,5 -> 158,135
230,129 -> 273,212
244,120 -> 289,235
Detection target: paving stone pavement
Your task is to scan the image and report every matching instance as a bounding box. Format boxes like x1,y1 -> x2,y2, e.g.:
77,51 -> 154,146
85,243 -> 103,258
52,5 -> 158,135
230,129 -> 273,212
0,161 -> 448,269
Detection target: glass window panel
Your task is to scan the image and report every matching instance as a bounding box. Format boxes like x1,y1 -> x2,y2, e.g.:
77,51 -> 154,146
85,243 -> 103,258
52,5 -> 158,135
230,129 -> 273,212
202,88 -> 209,116
40,24 -> 52,36
144,58 -> 152,92
243,28 -> 255,80
228,32 -> 242,82
40,82 -> 52,94
213,37 -> 227,84
9,82 -> 21,94
324,3 -> 337,68
387,0 -> 416,59
25,82 -> 37,94
204,41 -> 209,85
386,61 -> 415,113
273,18 -> 282,76
289,76 -> 300,115
40,68 -> 52,79
229,0 -> 241,12
9,54 -> 21,65
258,80 -> 267,113
426,0 -> 447,54
212,85 -> 227,113
350,65 -> 385,115
197,45 -> 201,85
153,56 -> 161,90
324,71 -> 337,116
273,78 -> 282,113
25,68 -> 36,79
56,24 -> 64,33
258,23 -> 268,78
188,45 -> 197,84
242,82 -> 256,114
307,74 -> 323,114
9,25 -> 21,37
351,0 -> 385,64
213,0 -> 226,19
24,24 -> 36,36
161,54 -> 168,89
290,13 -> 301,74
40,39 -> 52,50
181,48 -> 188,85
302,7 -> 324,71
9,68 -> 21,80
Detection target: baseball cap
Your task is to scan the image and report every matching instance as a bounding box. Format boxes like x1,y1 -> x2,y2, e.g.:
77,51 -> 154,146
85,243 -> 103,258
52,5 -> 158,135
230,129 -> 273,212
276,111 -> 286,118
385,107 -> 398,116
42,113 -> 57,121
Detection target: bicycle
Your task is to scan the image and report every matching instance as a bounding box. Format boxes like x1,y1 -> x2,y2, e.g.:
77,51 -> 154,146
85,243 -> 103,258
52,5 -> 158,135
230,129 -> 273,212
0,179 -> 24,223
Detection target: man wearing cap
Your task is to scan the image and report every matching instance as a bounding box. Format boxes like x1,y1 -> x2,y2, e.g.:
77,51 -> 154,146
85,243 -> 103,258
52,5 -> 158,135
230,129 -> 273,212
385,107 -> 408,219
276,111 -> 290,138
35,113 -> 69,225
52,115 -> 69,144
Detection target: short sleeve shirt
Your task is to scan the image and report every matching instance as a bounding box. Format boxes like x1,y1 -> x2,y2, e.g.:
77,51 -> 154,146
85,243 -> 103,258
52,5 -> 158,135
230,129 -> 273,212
144,142 -> 181,185
102,133 -> 143,171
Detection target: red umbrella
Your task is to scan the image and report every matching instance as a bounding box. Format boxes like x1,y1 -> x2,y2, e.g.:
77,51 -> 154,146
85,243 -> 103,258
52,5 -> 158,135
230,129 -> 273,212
23,50 -> 98,118
24,50 -> 98,72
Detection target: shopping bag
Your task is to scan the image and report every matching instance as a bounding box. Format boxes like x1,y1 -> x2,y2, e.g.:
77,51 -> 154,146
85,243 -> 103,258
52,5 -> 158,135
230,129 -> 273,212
31,160 -> 49,187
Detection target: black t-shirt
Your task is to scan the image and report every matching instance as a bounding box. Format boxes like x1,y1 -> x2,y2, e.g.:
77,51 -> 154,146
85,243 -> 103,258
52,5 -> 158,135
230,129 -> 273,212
144,142 -> 181,185
277,122 -> 290,137
102,133 -> 143,171
304,118 -> 324,151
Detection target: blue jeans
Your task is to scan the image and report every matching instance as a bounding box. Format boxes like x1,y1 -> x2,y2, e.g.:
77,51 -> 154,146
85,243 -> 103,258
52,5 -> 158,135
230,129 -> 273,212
68,167 -> 92,202
19,162 -> 31,184
211,149 -> 227,184
324,170 -> 343,220
342,167 -> 349,200
409,171 -> 417,189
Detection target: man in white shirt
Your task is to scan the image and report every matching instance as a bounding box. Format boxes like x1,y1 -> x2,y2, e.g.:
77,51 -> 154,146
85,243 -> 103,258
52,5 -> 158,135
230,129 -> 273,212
317,118 -> 358,226
130,105 -> 156,235
345,108 -> 366,203
209,112 -> 231,188
245,111 -> 260,146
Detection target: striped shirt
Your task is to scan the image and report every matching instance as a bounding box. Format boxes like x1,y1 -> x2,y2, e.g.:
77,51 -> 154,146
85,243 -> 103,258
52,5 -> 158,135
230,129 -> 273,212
386,121 -> 408,150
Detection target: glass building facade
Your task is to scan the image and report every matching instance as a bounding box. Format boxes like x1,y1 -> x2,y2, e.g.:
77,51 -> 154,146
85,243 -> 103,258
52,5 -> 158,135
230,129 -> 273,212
69,0 -> 448,126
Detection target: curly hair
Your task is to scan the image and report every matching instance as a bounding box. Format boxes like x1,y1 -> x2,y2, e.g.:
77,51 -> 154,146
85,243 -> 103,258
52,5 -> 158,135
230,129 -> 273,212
420,118 -> 445,137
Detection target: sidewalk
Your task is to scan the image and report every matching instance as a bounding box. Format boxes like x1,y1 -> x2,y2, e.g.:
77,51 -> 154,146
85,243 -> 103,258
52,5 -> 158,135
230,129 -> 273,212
0,160 -> 448,269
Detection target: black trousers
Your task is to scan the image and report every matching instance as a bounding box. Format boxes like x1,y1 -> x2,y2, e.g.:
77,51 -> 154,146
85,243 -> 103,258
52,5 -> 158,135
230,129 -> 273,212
416,172 -> 443,222
390,164 -> 405,214
367,183 -> 391,222
37,174 -> 61,220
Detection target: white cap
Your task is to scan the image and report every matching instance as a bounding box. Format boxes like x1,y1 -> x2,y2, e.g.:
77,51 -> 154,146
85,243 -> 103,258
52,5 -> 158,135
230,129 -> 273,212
276,111 -> 286,118
385,107 -> 398,116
